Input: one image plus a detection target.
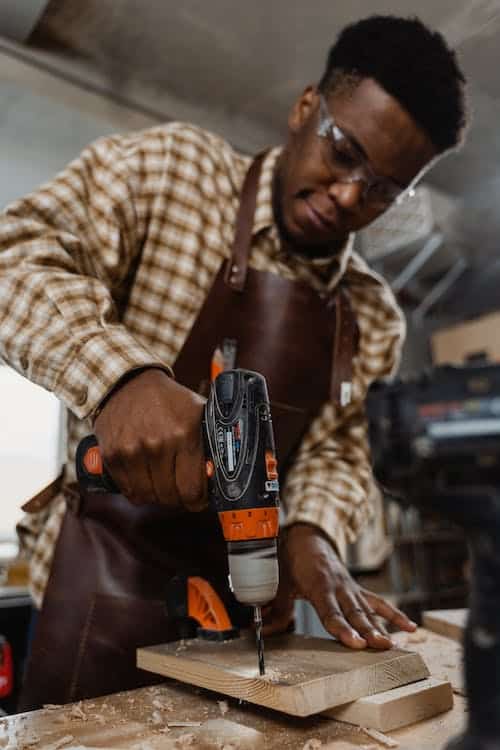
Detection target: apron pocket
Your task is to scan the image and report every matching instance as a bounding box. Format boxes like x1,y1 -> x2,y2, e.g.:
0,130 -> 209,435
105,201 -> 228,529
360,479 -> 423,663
71,593 -> 173,700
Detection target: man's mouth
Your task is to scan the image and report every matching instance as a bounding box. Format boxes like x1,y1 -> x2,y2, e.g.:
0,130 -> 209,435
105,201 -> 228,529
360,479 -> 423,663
301,197 -> 340,234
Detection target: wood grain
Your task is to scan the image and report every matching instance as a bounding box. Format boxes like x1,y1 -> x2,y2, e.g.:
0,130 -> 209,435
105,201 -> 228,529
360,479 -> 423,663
422,609 -> 467,642
137,633 -> 429,717
325,676 -> 453,731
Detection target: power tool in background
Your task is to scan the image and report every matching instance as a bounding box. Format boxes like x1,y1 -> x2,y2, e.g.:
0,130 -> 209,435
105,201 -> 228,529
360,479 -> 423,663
366,361 -> 500,750
76,368 -> 280,676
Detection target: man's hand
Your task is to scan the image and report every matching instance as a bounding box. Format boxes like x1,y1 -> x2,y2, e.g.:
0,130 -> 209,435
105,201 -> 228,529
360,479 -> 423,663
262,523 -> 417,649
94,369 -> 207,511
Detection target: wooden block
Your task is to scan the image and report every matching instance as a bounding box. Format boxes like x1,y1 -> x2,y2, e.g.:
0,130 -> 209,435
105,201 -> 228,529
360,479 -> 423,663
324,676 -> 453,731
422,609 -> 467,642
137,634 -> 429,718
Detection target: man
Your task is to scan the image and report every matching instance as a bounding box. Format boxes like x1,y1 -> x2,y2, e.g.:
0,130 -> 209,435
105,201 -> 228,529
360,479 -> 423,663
0,15 -> 467,707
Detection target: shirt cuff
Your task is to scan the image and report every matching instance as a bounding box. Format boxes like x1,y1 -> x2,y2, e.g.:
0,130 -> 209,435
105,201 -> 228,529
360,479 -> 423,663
55,326 -> 173,419
283,509 -> 348,562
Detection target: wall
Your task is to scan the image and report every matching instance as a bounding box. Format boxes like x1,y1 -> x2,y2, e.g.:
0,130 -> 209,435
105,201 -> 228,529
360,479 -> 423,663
0,50 -> 157,542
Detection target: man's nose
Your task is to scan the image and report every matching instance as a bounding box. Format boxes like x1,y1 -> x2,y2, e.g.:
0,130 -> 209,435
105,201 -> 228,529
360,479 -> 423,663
328,179 -> 365,210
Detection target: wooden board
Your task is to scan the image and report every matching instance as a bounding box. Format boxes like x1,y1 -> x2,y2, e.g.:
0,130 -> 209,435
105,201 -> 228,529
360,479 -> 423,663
324,676 -> 453,731
392,629 -> 464,696
137,633 -> 429,717
422,609 -> 467,642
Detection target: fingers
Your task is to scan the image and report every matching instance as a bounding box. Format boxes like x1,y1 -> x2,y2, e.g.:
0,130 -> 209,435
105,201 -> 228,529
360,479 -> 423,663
149,443 -> 182,509
262,562 -> 295,636
175,434 -> 208,512
99,430 -> 153,503
362,590 -> 417,633
336,588 -> 393,649
312,591 -> 367,649
262,604 -> 294,636
93,371 -> 207,510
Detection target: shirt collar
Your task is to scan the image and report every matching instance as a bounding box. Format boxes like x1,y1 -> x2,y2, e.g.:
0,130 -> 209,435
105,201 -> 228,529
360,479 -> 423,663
252,147 -> 280,235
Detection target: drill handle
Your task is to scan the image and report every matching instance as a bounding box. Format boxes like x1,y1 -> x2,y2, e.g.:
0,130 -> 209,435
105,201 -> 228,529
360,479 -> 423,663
76,435 -> 119,493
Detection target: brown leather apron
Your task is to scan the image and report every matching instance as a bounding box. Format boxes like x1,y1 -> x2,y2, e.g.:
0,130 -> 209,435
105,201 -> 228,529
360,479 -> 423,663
19,154 -> 357,711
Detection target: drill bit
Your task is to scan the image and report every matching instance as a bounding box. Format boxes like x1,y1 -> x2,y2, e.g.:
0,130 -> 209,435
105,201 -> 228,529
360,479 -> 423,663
254,605 -> 265,676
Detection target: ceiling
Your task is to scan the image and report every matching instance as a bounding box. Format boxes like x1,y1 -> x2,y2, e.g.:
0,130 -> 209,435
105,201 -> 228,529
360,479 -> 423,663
3,0 -> 500,322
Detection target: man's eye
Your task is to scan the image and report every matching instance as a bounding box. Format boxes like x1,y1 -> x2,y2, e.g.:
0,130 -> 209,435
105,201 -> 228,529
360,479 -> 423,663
332,142 -> 358,168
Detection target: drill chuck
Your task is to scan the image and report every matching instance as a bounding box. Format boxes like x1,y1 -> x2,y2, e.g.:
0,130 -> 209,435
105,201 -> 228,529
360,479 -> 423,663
227,539 -> 279,606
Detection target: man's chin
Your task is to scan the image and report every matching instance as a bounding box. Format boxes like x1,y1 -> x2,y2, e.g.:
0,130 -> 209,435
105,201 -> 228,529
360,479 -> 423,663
283,220 -> 348,260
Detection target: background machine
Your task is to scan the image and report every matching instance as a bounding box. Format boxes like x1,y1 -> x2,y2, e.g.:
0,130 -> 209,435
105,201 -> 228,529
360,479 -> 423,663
367,361 -> 500,750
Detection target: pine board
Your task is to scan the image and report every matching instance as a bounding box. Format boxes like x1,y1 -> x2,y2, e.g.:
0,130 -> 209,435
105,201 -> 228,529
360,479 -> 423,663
422,609 -> 467,642
137,633 -> 429,717
324,676 -> 453,731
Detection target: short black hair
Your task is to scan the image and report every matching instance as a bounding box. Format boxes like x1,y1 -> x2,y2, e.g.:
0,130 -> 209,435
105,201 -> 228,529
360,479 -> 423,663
318,15 -> 467,153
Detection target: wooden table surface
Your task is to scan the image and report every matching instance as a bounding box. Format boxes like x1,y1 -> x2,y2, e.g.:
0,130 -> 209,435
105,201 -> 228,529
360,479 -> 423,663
0,629 -> 466,750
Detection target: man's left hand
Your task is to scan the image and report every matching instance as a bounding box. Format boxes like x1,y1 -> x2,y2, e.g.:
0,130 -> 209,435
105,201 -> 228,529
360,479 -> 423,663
262,523 -> 417,649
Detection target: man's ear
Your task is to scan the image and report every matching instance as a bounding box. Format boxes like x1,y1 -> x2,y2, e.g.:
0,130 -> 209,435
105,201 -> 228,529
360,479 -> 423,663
288,86 -> 317,135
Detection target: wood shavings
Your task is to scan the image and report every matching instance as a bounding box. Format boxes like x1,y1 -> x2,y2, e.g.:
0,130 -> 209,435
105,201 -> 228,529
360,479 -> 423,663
407,630 -> 428,644
302,740 -> 322,750
43,703 -> 63,711
152,697 -> 174,711
168,721 -> 203,728
148,710 -> 163,726
217,700 -> 229,716
361,727 -> 399,747
68,703 -> 87,721
16,733 -> 40,749
45,736 -> 75,750
175,733 -> 196,747
259,667 -> 283,683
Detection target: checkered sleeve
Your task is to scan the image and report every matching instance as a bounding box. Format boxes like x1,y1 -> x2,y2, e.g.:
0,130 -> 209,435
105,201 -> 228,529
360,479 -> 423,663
0,131 -> 172,419
283,259 -> 406,560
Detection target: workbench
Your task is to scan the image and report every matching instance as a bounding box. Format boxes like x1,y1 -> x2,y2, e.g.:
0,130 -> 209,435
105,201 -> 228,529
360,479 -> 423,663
0,628 -> 466,750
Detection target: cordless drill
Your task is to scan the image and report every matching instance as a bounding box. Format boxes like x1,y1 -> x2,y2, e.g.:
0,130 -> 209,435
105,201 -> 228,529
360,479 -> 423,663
203,369 -> 280,674
76,368 -> 280,675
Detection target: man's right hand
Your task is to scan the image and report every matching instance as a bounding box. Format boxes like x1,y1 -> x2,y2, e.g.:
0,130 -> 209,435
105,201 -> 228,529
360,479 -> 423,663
93,369 -> 207,511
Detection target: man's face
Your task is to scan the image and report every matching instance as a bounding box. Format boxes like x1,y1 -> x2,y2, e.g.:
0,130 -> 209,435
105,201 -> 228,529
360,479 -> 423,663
274,77 -> 438,257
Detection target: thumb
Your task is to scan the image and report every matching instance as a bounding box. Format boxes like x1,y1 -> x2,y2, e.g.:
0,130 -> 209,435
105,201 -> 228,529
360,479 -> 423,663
262,575 -> 295,636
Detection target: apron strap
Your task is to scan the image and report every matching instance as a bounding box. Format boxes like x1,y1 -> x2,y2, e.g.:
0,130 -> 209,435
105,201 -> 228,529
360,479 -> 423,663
331,288 -> 358,407
21,470 -> 65,513
224,153 -> 267,292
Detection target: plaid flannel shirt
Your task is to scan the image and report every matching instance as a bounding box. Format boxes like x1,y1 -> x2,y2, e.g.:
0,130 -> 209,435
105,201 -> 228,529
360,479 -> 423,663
0,123 -> 405,606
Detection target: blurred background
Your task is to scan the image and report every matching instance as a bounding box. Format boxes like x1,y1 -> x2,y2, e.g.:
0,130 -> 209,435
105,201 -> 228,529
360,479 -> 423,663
1,0 -> 499,708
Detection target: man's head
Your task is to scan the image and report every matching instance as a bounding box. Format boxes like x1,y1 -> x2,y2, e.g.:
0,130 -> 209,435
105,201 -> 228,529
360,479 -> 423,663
274,15 -> 468,258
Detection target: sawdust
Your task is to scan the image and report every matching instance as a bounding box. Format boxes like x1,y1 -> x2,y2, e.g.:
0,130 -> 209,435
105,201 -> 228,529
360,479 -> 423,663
152,697 -> 174,711
42,704 -> 63,711
175,732 -> 196,747
14,732 -> 40,749
360,727 -> 399,747
45,736 -> 75,750
68,703 -> 87,721
217,700 -> 229,716
406,630 -> 428,644
302,740 -> 322,750
149,710 -> 164,726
